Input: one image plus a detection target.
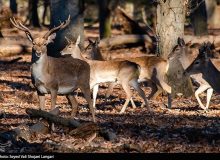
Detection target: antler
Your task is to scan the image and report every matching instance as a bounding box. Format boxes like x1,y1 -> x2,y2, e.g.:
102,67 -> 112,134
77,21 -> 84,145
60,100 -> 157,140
10,17 -> 33,41
43,15 -> 71,39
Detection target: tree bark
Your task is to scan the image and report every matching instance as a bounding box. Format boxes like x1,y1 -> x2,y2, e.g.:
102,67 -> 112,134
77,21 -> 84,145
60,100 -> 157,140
10,0 -> 17,14
190,0 -> 208,36
98,0 -> 112,39
156,0 -> 194,97
28,0 -> 41,27
48,0 -> 84,56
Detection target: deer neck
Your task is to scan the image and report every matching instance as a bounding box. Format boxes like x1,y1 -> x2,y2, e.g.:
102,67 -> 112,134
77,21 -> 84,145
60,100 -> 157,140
202,60 -> 220,93
31,53 -> 49,82
179,48 -> 192,69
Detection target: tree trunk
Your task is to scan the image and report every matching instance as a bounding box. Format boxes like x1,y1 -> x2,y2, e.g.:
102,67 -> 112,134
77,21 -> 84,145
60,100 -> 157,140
206,0 -> 220,29
28,0 -> 41,27
190,0 -> 208,36
42,0 -> 50,26
98,0 -> 112,39
48,0 -> 84,57
10,0 -> 17,14
156,0 -> 194,97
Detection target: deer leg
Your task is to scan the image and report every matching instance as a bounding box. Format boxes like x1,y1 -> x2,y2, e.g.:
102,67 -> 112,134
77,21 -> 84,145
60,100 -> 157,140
38,93 -> 45,110
50,90 -> 57,110
129,79 -> 151,111
205,88 -> 213,110
147,82 -> 162,100
92,84 -> 99,109
159,80 -> 172,109
130,98 -> 136,109
66,95 -> 78,117
81,86 -> 96,122
195,85 -> 210,110
103,82 -> 116,106
119,82 -> 132,114
105,82 -> 116,99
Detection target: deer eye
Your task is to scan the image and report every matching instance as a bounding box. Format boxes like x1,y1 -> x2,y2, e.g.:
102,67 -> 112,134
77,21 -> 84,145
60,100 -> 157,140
194,61 -> 200,65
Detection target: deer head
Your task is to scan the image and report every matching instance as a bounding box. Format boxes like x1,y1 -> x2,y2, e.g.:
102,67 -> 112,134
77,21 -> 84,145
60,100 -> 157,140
10,15 -> 70,57
184,42 -> 218,76
86,38 -> 103,60
168,38 -> 201,69
61,35 -> 81,58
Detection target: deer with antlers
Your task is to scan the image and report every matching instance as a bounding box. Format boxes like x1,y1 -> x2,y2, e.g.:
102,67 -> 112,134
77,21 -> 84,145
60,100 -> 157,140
10,16 -> 96,122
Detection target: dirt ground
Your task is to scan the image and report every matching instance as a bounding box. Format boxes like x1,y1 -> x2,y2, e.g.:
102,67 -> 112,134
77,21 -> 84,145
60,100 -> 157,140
0,27 -> 220,153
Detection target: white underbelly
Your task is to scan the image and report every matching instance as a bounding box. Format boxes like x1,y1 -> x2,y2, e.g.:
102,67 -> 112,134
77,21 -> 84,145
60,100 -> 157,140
58,86 -> 74,94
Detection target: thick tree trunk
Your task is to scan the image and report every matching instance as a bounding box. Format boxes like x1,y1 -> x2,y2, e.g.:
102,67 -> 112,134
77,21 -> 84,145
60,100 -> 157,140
190,0 -> 208,36
28,0 -> 41,27
10,0 -> 17,14
48,0 -> 84,56
156,0 -> 194,97
98,0 -> 112,39
206,0 -> 220,29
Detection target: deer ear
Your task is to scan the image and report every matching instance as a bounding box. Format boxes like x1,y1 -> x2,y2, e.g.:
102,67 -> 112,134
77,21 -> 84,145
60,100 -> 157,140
177,37 -> 185,47
46,33 -> 56,44
95,37 -> 100,45
76,35 -> 80,46
88,38 -> 93,44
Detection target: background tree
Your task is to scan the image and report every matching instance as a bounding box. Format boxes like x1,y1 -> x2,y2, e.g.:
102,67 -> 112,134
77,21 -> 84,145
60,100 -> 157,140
28,0 -> 40,27
190,0 -> 208,36
42,0 -> 50,26
98,0 -> 112,39
10,0 -> 17,15
48,0 -> 84,56
156,0 -> 194,97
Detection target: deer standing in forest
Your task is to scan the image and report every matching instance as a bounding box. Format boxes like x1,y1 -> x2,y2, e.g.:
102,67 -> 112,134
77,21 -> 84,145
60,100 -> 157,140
184,42 -> 220,98
168,38 -> 215,111
85,39 -> 172,109
10,16 -> 95,122
61,36 -> 151,114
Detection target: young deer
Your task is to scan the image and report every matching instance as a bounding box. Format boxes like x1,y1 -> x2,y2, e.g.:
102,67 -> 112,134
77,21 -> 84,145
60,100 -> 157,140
168,38 -> 213,110
61,36 -> 151,114
86,39 -> 172,108
184,42 -> 220,95
10,17 -> 95,122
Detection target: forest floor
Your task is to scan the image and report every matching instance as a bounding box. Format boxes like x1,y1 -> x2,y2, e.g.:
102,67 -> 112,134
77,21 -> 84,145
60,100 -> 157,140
0,27 -> 220,153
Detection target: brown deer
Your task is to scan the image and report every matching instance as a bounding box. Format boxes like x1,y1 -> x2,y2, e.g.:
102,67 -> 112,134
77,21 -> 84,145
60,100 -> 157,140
184,42 -> 220,98
86,39 -> 172,109
61,36 -> 151,114
168,38 -> 214,110
10,17 -> 95,122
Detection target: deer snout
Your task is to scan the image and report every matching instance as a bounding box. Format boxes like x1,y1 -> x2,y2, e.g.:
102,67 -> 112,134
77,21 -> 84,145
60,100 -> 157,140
35,50 -> 42,57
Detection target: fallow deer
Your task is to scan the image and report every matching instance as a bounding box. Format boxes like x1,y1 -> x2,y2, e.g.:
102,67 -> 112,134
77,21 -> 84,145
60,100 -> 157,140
86,39 -> 172,109
168,38 -> 214,110
10,16 -> 95,122
61,36 -> 151,114
184,42 -> 220,96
